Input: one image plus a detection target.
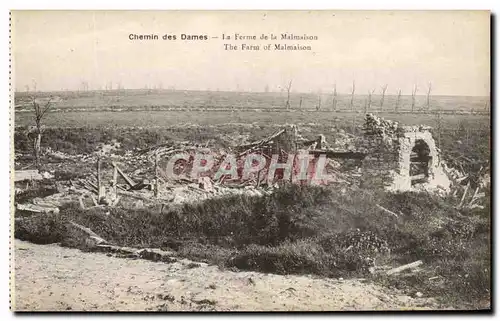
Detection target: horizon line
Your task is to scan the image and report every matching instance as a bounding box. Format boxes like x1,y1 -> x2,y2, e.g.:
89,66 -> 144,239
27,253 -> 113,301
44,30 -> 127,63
12,88 -> 491,98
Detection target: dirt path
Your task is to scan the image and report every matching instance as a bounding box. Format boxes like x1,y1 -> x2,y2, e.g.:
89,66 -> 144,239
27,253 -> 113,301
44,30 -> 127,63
12,240 -> 438,311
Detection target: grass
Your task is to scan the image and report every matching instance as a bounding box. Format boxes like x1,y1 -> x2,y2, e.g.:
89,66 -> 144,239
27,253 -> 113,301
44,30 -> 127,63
14,124 -> 277,156
15,109 -> 489,129
14,90 -> 489,113
15,184 -> 491,309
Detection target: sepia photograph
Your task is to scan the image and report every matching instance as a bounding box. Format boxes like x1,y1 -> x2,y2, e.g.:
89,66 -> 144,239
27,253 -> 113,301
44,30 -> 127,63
10,10 -> 491,311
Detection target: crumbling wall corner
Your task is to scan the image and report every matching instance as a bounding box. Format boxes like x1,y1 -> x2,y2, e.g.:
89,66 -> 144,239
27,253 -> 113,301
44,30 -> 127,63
386,170 -> 412,192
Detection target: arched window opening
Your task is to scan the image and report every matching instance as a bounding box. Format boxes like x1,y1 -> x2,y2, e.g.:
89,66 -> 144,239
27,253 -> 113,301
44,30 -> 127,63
410,139 -> 431,186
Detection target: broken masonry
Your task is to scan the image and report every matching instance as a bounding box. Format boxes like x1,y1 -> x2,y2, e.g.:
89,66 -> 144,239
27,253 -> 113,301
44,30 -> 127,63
363,113 -> 450,192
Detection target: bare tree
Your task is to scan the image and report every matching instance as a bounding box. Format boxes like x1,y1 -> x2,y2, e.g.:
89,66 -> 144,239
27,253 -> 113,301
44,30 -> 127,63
365,88 -> 375,114
299,96 -> 303,109
436,106 -> 442,150
395,89 -> 402,113
426,82 -> 432,111
29,95 -> 53,171
317,92 -> 322,111
349,80 -> 356,110
332,83 -> 338,111
24,85 -> 30,93
380,84 -> 388,110
31,79 -> 37,93
285,80 -> 293,110
81,80 -> 89,92
411,84 -> 418,113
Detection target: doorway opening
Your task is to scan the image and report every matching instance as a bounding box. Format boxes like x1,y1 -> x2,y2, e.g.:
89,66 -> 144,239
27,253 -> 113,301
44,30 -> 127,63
410,139 -> 431,186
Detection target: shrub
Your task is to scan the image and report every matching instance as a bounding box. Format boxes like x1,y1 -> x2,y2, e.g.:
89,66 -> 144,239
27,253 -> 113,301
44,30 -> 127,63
229,239 -> 335,276
15,213 -> 68,244
15,183 -> 490,308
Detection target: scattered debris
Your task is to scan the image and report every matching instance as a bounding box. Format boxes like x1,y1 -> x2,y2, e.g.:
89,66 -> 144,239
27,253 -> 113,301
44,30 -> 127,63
376,204 -> 399,218
458,181 -> 471,209
15,115 -> 485,212
67,221 -> 108,246
15,170 -> 43,182
198,177 -> 214,192
16,203 -> 59,214
386,260 -> 423,276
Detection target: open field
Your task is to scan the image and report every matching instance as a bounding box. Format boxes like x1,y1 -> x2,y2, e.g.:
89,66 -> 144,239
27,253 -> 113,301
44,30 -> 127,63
15,109 -> 490,129
14,90 -> 490,113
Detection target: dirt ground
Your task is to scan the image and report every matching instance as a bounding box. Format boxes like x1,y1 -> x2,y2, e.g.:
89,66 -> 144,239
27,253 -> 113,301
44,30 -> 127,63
12,240 -> 440,312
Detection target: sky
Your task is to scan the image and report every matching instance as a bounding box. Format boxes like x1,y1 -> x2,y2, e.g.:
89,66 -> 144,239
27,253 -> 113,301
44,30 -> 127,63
11,10 -> 490,96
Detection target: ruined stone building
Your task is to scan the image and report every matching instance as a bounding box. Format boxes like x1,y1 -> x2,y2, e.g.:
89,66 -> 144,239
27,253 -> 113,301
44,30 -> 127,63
237,115 -> 451,193
362,114 -> 450,193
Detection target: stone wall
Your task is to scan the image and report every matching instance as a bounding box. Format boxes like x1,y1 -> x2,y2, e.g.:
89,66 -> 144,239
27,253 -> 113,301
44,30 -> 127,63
362,114 -> 450,193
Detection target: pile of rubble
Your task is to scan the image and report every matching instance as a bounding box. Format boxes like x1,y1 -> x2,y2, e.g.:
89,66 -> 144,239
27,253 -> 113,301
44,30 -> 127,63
364,113 -> 400,138
15,123 -> 364,213
17,114 -> 486,214
444,162 -> 490,210
364,114 -> 433,148
364,114 -> 433,138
